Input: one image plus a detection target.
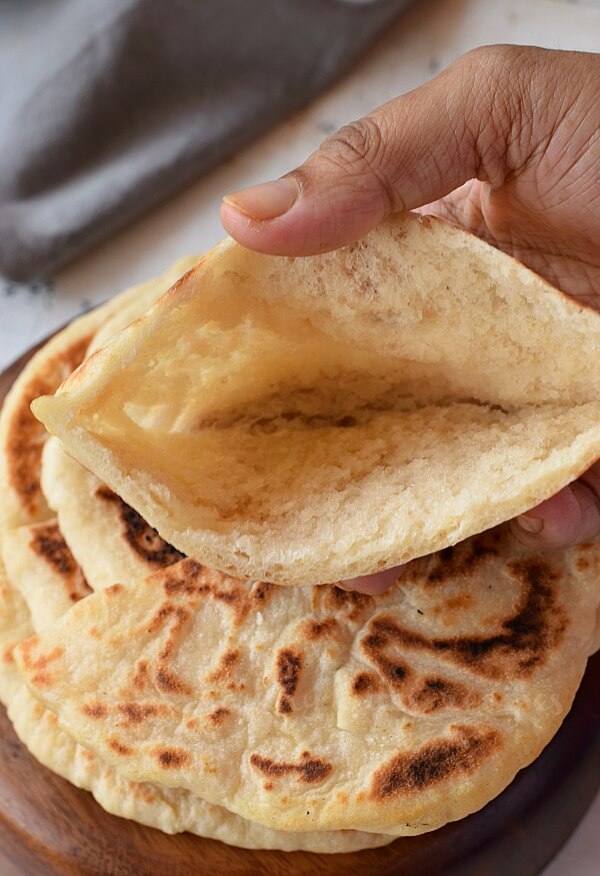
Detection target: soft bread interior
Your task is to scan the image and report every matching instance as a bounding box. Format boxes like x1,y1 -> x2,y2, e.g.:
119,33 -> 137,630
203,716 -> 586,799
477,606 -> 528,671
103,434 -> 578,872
32,214 -> 600,583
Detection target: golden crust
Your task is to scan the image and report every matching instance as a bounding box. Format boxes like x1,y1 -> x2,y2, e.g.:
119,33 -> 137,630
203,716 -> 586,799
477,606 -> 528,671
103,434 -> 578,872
14,530 -> 600,835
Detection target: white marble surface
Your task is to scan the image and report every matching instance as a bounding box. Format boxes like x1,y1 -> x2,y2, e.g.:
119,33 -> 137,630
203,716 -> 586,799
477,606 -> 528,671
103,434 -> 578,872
0,0 -> 598,872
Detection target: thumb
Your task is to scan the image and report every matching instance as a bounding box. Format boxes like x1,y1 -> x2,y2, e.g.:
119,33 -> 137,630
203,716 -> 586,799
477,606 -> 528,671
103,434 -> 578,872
221,45 -> 519,255
511,464 -> 600,550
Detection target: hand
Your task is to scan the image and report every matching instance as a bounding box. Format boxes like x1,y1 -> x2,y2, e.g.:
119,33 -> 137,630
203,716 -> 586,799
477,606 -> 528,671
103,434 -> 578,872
220,44 -> 600,593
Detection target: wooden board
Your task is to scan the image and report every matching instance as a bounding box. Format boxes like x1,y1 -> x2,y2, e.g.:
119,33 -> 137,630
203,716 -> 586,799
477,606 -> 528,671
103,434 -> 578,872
1,344 -> 599,876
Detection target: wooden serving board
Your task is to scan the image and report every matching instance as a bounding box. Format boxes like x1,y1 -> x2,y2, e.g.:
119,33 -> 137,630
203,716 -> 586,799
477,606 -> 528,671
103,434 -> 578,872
1,346 -> 599,876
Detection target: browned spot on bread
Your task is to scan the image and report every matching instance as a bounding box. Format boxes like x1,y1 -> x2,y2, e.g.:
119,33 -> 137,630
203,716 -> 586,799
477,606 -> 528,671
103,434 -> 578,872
250,751 -> 332,784
404,532 -> 500,587
366,558 -> 566,679
302,618 -> 338,639
108,738 -> 133,756
277,649 -> 302,697
2,644 -> 16,665
576,557 -> 590,571
444,594 -> 473,612
324,587 -> 372,622
264,782 -> 273,791
19,639 -> 63,671
106,584 -> 124,596
206,649 -> 243,692
133,660 -> 150,690
208,707 -> 231,725
82,702 -> 108,719
96,487 -> 185,567
146,603 -> 177,634
362,633 -> 411,692
276,647 -> 303,714
157,606 -> 190,661
29,522 -> 91,601
186,718 -> 197,730
160,560 -> 206,596
155,667 -> 192,696
117,702 -> 163,726
155,747 -> 190,769
410,678 -> 478,713
130,783 -> 158,805
6,334 -> 91,517
212,585 -> 253,625
88,626 -> 101,639
351,672 -> 381,696
31,671 -> 51,686
370,725 -> 500,800
158,562 -> 268,627
17,635 -> 39,665
141,599 -> 195,695
251,581 -> 274,604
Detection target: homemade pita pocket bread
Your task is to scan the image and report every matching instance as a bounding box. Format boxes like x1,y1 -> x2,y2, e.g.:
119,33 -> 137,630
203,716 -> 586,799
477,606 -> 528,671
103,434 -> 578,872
32,213 -> 600,585
16,529 -> 600,835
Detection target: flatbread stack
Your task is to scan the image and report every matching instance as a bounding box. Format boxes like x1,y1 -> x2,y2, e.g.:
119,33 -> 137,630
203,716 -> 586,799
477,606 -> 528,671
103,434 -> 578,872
1,213 -> 599,851
0,261 -> 388,852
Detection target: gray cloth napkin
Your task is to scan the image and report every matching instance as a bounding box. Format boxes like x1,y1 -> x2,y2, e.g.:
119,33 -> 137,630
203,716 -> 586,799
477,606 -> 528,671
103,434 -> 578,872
0,0 -> 412,282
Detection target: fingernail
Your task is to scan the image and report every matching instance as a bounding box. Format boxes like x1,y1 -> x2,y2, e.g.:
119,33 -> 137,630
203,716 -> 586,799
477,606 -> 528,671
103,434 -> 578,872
222,179 -> 297,221
515,514 -> 544,534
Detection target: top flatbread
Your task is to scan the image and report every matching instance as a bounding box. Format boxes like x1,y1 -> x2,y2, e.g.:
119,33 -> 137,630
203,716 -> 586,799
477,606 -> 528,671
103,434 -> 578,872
31,213 -> 600,585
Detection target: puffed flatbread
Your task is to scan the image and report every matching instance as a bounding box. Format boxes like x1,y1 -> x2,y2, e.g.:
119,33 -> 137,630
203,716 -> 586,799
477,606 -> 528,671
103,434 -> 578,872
32,213 -> 600,584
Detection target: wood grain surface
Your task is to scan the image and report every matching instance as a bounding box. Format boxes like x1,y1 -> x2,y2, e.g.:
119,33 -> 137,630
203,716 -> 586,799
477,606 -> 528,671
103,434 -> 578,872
1,344 -> 599,876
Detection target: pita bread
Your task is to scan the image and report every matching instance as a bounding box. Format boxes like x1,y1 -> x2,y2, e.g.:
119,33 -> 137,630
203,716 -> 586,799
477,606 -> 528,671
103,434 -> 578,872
31,213 -> 600,585
16,529 -> 600,835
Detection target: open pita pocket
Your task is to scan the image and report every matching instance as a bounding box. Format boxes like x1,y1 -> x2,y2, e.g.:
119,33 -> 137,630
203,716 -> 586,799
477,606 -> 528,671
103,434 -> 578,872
32,213 -> 600,585
16,529 -> 600,835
